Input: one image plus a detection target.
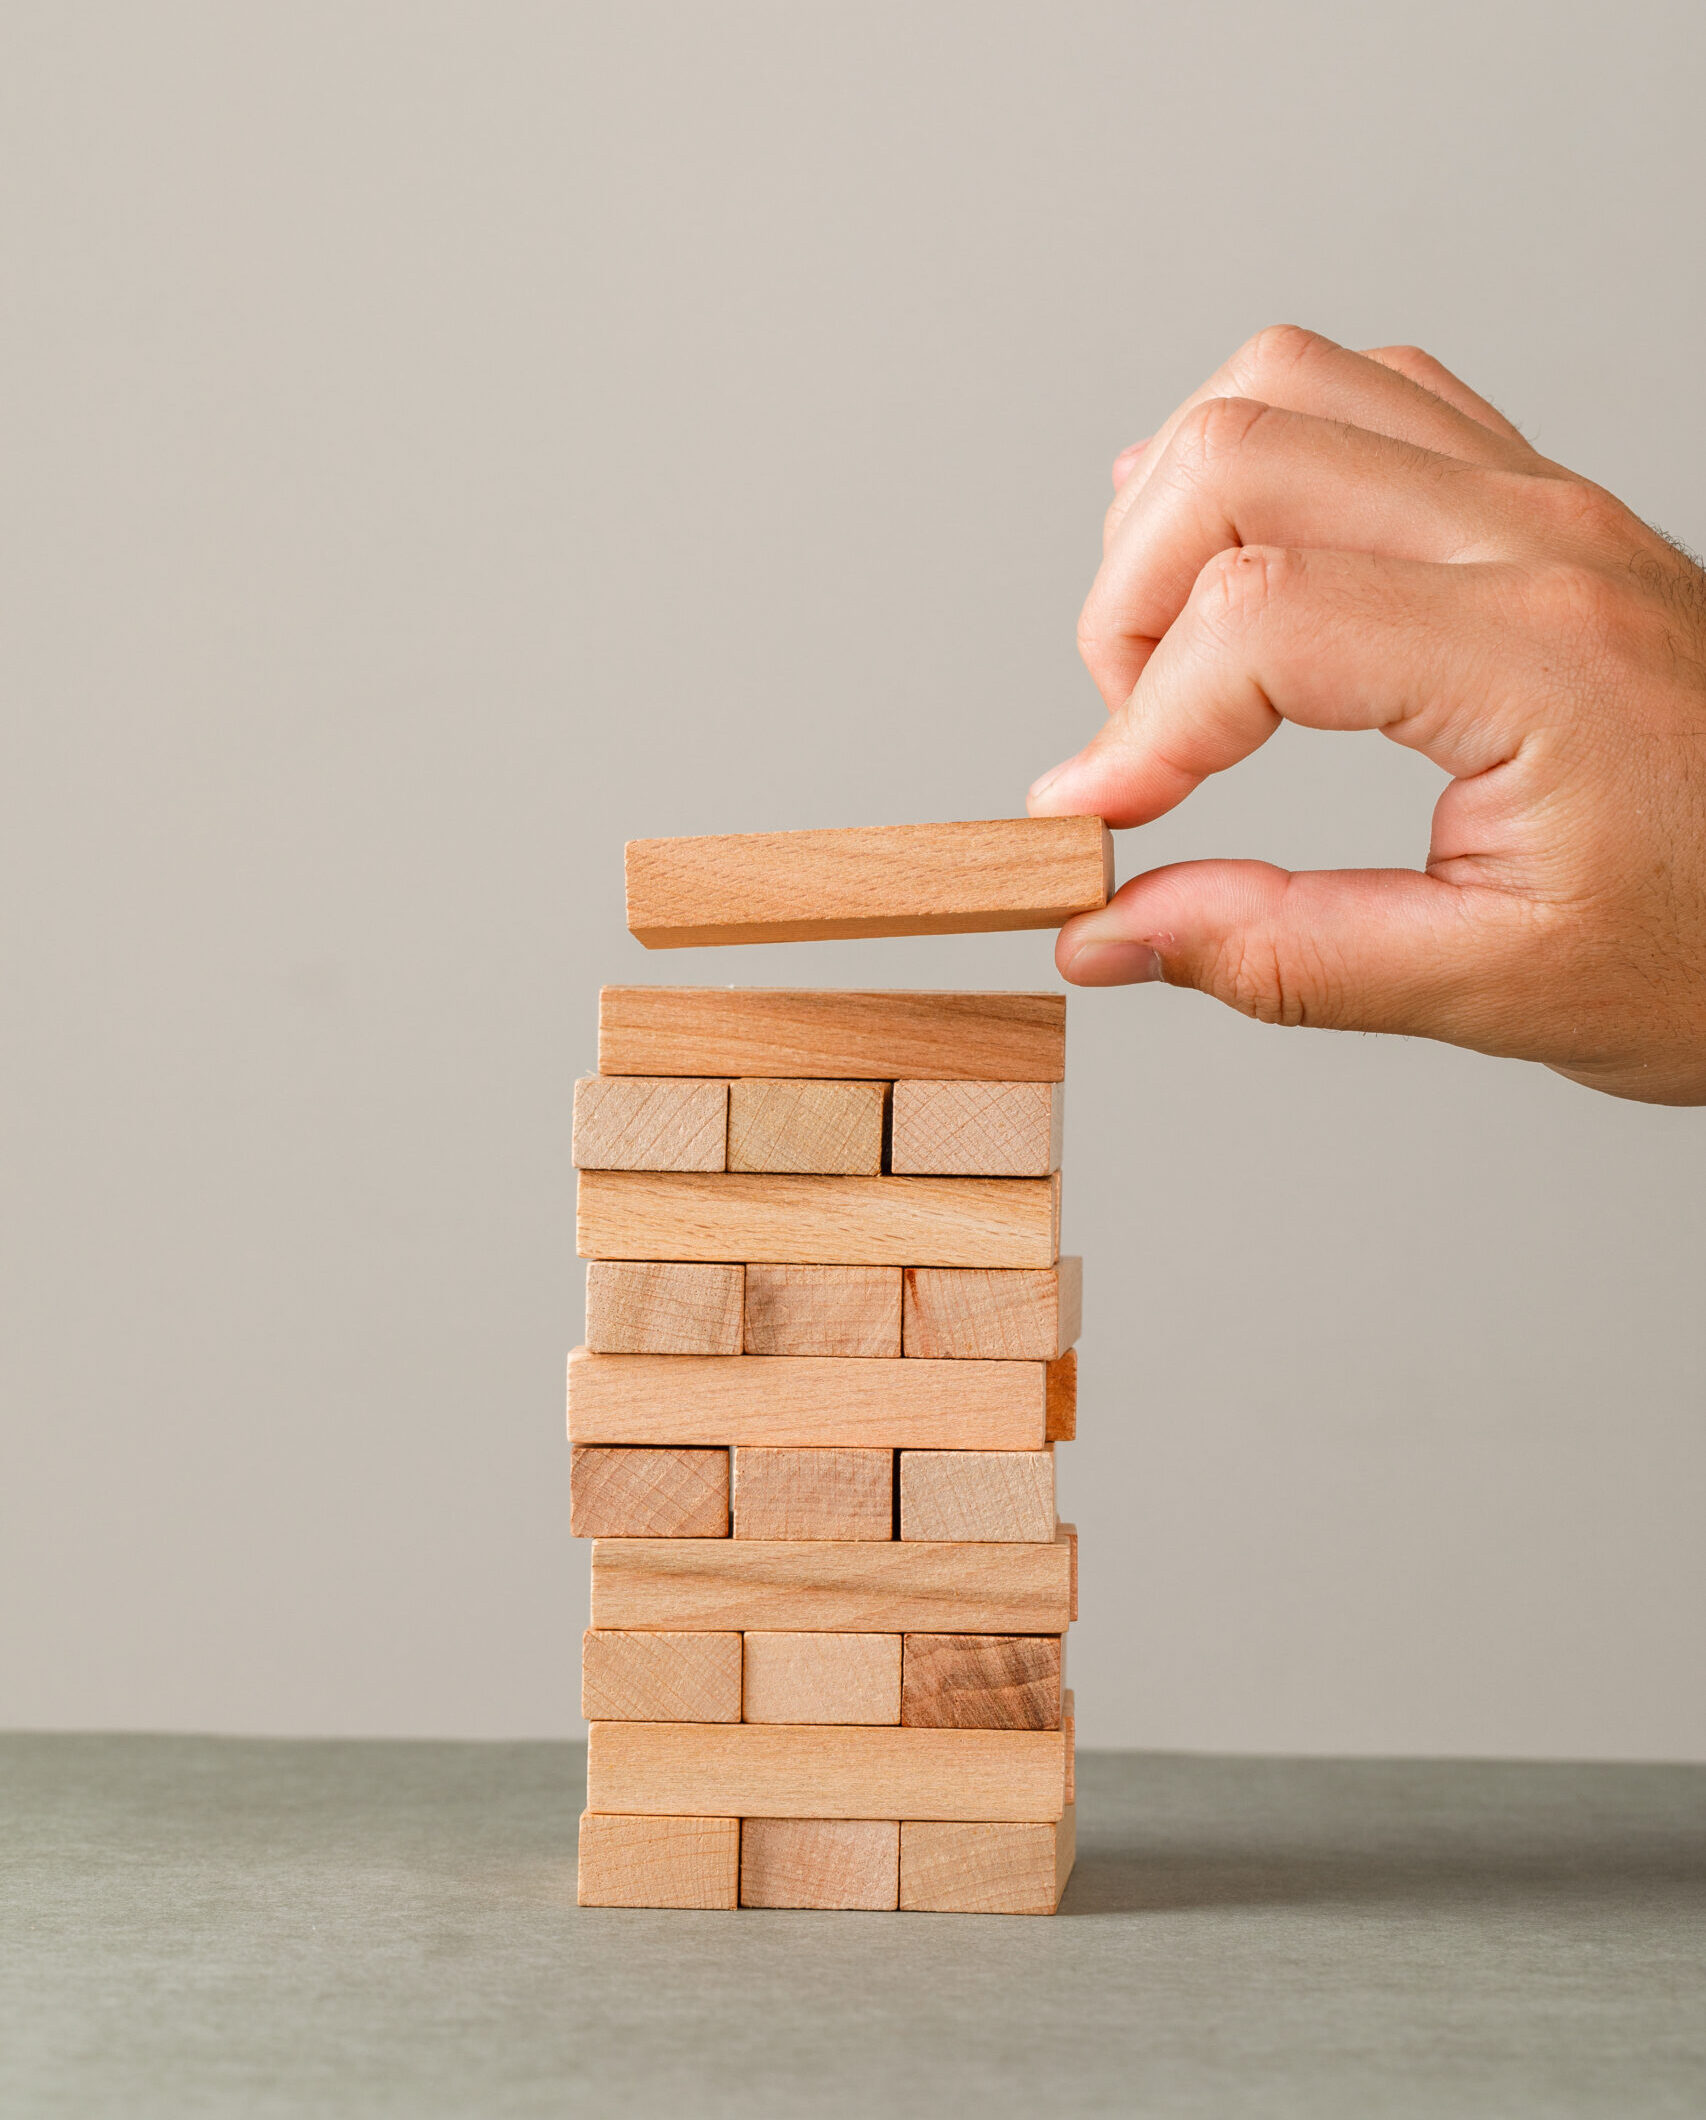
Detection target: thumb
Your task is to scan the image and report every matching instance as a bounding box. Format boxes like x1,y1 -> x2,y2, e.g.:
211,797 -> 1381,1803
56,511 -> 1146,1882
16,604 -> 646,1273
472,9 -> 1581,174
1057,859 -> 1536,1052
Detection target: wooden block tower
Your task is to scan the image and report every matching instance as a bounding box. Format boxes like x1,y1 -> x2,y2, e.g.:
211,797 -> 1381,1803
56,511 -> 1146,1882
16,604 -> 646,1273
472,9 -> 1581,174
570,818 -> 1110,1914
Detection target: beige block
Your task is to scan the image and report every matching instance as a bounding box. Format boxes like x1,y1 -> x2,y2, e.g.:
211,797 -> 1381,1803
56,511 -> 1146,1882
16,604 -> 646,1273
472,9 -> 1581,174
1063,1686 -> 1076,1805
577,1811 -> 739,1909
900,1634 -> 1062,1730
1060,1521 -> 1078,1622
580,1630 -> 743,1723
890,1081 -> 1063,1177
728,1080 -> 887,1176
740,1819 -> 899,1910
569,1447 -> 729,1538
733,1448 -> 893,1541
903,1260 -> 1082,1360
624,817 -> 1112,948
571,1076 -> 727,1172
899,1812 -> 1075,1914
899,1449 -> 1056,1544
742,1632 -> 901,1725
585,1261 -> 745,1354
743,1265 -> 902,1357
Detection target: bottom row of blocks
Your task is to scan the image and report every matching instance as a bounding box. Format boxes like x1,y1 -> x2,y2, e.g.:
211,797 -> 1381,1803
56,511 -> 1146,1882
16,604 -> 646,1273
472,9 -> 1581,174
579,1808 -> 1076,1915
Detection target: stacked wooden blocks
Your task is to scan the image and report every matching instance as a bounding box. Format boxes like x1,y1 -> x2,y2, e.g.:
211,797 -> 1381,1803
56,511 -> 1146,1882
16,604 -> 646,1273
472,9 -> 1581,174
571,985 -> 1081,1914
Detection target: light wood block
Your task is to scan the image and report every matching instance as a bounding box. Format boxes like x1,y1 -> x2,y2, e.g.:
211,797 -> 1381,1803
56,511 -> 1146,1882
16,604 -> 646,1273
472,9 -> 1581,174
727,1080 -> 886,1176
899,1448 -> 1055,1544
599,988 -> 1065,1082
577,1812 -> 739,1909
890,1082 -> 1063,1177
740,1819 -> 899,1910
900,1634 -> 1062,1729
581,1630 -> 743,1723
742,1632 -> 901,1725
585,1261 -> 745,1354
592,1537 -> 1071,1634
1046,1348 -> 1077,1443
899,1812 -> 1075,1914
733,1448 -> 893,1541
1060,1521 -> 1078,1622
569,1447 -> 729,1538
577,1171 -> 1060,1268
1063,1687 -> 1075,1805
571,1076 -> 727,1172
903,1260 -> 1082,1360
624,817 -> 1112,948
586,1721 -> 1068,1822
743,1266 -> 901,1357
568,1349 -> 1046,1450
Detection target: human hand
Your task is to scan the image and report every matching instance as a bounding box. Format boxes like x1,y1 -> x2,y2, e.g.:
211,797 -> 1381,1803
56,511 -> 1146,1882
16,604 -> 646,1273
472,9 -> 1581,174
1028,327 -> 1706,1104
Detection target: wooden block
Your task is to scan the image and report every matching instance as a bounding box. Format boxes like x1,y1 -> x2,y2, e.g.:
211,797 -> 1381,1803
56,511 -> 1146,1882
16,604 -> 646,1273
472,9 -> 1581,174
568,1348 -> 1046,1450
577,1171 -> 1060,1268
727,1080 -> 886,1176
740,1820 -> 899,1910
743,1265 -> 901,1357
1063,1686 -> 1075,1804
903,1259 -> 1082,1360
592,1537 -> 1071,1634
899,1812 -> 1075,1914
571,1076 -> 727,1172
1046,1349 -> 1077,1442
585,1261 -> 745,1354
1059,1521 -> 1078,1622
899,1449 -> 1055,1543
742,1632 -> 901,1724
569,1447 -> 729,1537
581,1630 -> 743,1723
577,1812 -> 739,1909
900,1634 -> 1063,1730
732,1448 -> 893,1541
587,1721 -> 1067,1822
624,817 -> 1112,948
890,1082 -> 1063,1178
599,988 -> 1065,1082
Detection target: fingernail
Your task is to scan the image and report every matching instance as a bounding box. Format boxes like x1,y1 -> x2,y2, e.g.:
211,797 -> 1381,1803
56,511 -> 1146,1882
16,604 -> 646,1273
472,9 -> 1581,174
1061,937 -> 1165,986
1111,438 -> 1150,488
1028,760 -> 1070,805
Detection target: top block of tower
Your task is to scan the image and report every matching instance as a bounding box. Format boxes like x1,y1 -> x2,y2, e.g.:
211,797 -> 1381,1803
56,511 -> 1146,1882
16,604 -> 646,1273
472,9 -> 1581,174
625,816 -> 1113,948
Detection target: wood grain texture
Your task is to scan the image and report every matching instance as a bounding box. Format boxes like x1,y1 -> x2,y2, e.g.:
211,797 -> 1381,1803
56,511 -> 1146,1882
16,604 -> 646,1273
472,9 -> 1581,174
577,1170 -> 1060,1268
1059,1522 -> 1078,1622
624,817 -> 1112,948
598,988 -> 1065,1082
1064,1687 -> 1075,1805
900,1634 -> 1062,1730
898,1812 -> 1075,1914
743,1265 -> 901,1357
586,1721 -> 1068,1822
727,1080 -> 886,1176
1045,1348 -> 1077,1443
903,1259 -> 1082,1360
580,1629 -> 743,1723
568,1348 -> 1046,1450
577,1811 -> 739,1909
890,1082 -> 1063,1178
585,1261 -> 745,1355
732,1447 -> 893,1540
592,1537 -> 1071,1634
899,1448 -> 1056,1543
569,1447 -> 730,1538
571,1076 -> 727,1172
741,1632 -> 901,1725
740,1819 -> 899,1910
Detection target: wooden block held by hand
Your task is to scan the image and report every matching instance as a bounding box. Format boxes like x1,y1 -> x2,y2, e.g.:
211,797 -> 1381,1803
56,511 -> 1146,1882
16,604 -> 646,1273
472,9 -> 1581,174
899,1813 -> 1075,1914
624,817 -> 1113,948
741,1632 -> 901,1724
728,1080 -> 886,1175
899,1448 -> 1055,1543
585,1261 -> 744,1354
577,1812 -> 739,1909
572,1076 -> 727,1171
740,1819 -> 899,1910
733,1447 -> 893,1540
743,1265 -> 901,1356
900,1633 -> 1062,1729
581,1630 -> 743,1723
903,1260 -> 1082,1360
890,1082 -> 1063,1177
570,1446 -> 729,1537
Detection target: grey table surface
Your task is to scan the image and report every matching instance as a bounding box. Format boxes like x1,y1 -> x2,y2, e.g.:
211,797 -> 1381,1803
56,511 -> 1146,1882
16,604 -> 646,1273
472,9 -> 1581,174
4,1736 -> 1704,2118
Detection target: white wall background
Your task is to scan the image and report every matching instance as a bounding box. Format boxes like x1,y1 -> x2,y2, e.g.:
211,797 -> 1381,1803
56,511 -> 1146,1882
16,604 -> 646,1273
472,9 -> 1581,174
4,0 -> 1704,1754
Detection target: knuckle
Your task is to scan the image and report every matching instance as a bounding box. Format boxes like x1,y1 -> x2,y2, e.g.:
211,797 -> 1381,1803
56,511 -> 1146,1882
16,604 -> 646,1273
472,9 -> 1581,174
1191,544 -> 1299,635
1208,928 -> 1311,1027
1535,473 -> 1630,552
1172,394 -> 1270,478
1236,322 -> 1331,388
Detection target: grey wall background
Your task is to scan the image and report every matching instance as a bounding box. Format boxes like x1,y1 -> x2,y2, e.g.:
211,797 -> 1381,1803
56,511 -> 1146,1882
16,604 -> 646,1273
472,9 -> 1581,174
4,1 -> 1703,1756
